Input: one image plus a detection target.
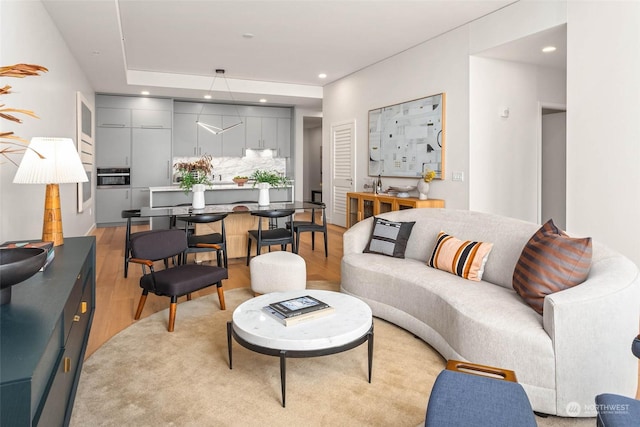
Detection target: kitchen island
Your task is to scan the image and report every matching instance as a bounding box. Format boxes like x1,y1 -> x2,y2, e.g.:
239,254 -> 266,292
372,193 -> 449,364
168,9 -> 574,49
145,186 -> 298,260
148,183 -> 294,229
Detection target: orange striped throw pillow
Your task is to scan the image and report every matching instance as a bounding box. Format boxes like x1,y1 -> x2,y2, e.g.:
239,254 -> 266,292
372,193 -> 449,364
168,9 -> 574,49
428,232 -> 494,281
513,219 -> 592,314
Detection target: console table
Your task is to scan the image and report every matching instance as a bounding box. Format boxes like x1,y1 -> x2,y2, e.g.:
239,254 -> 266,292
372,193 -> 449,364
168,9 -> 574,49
346,192 -> 444,228
0,237 -> 96,427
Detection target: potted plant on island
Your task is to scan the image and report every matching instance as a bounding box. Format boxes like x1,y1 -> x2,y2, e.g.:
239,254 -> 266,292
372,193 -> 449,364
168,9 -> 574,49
174,154 -> 213,208
250,169 -> 288,206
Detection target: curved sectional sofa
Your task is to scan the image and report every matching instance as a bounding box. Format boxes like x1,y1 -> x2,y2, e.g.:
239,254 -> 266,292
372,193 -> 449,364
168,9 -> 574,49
341,208 -> 640,417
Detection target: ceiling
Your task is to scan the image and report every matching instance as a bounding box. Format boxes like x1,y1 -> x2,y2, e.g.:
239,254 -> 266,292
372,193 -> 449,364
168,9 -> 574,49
41,0 -> 565,109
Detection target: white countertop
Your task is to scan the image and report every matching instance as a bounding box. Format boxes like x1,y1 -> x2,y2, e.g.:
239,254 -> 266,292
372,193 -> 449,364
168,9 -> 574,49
150,183 -> 293,192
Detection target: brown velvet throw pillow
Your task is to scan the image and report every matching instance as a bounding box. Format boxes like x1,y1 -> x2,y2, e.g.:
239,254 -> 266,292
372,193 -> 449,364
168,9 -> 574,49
513,219 -> 592,314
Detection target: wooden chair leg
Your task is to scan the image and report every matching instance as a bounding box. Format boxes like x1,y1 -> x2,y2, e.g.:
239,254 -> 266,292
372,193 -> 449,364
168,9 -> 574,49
168,296 -> 178,332
134,291 -> 148,320
186,293 -> 192,301
217,284 -> 226,310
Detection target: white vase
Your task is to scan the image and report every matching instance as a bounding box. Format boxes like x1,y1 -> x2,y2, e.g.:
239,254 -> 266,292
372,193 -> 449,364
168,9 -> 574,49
417,179 -> 430,200
257,182 -> 270,206
192,184 -> 206,209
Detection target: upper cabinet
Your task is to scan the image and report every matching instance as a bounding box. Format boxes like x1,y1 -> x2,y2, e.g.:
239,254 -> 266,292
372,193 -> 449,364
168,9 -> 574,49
96,95 -> 172,169
131,109 -> 172,129
173,101 -> 292,158
97,108 -> 130,128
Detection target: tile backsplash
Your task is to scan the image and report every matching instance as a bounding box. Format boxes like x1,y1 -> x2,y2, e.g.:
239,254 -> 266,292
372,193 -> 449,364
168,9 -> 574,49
173,149 -> 286,183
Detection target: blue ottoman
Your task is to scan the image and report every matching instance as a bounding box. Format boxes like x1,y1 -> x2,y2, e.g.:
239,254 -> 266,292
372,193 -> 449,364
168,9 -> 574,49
425,361 -> 536,427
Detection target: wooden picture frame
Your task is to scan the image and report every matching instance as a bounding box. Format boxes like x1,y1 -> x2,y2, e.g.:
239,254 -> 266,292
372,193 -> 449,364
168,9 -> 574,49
368,93 -> 445,179
77,92 -> 94,212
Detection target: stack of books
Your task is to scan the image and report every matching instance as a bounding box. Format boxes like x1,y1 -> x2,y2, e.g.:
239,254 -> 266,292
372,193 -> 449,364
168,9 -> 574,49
263,295 -> 335,326
0,240 -> 55,271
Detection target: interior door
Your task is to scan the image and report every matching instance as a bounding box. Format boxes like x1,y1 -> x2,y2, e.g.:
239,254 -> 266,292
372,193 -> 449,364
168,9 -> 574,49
331,120 -> 355,227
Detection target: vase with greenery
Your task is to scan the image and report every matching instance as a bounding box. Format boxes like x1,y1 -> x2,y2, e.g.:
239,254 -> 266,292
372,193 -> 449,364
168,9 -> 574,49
174,154 -> 213,194
250,169 -> 287,188
251,169 -> 287,206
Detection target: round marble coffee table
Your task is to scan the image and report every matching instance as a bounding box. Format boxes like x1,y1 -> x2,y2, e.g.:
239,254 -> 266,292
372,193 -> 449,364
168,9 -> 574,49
226,289 -> 373,407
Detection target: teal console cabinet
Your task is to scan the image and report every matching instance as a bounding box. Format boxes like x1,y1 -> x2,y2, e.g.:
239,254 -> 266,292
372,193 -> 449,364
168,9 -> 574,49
1,237 -> 96,426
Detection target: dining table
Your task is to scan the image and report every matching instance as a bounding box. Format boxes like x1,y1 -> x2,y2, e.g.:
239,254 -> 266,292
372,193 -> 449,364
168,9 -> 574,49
138,201 -> 322,260
139,201 -> 317,220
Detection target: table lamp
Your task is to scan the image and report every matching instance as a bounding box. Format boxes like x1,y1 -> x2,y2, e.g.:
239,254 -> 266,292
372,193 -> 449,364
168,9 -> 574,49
13,137 -> 88,246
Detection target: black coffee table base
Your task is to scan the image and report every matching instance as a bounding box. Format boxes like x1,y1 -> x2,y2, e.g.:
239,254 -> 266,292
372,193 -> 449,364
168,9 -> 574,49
226,321 -> 374,407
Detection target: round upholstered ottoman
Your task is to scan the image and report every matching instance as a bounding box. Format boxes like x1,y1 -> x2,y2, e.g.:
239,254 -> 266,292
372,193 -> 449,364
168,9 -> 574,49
250,251 -> 306,295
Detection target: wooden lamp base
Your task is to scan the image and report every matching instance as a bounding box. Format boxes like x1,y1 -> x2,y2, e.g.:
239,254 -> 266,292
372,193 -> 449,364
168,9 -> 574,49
42,184 -> 64,246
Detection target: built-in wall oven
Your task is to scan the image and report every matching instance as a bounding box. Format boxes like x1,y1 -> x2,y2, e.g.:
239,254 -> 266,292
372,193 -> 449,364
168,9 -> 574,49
97,167 -> 130,188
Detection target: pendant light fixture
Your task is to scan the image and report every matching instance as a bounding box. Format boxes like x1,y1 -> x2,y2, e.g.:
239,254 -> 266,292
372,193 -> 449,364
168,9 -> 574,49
196,69 -> 244,135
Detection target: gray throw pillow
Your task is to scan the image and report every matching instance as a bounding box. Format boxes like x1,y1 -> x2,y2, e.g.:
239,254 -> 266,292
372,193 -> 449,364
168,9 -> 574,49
363,217 -> 415,258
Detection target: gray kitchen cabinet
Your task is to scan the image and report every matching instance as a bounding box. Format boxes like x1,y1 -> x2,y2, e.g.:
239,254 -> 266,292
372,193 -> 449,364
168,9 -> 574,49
196,114 -> 223,157
96,188 -> 130,224
96,127 -> 131,167
277,118 -> 291,157
131,128 -> 172,187
96,107 -> 131,127
131,187 -> 150,211
246,116 -> 277,150
132,109 -> 172,129
173,113 -> 198,157
222,115 -> 246,157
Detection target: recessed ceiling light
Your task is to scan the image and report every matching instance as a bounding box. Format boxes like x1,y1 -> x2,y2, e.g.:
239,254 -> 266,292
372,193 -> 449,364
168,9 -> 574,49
318,73 -> 327,79
542,46 -> 556,53
204,94 -> 212,99
259,98 -> 267,103
141,91 -> 150,95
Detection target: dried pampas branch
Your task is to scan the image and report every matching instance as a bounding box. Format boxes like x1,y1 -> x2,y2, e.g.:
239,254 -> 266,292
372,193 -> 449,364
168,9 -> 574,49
0,63 -> 48,164
0,63 -> 48,78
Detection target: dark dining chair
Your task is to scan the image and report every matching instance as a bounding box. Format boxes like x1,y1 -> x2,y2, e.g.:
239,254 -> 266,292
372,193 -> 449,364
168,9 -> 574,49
287,201 -> 328,257
176,213 -> 228,268
122,209 -> 163,278
246,209 -> 296,266
129,228 -> 228,332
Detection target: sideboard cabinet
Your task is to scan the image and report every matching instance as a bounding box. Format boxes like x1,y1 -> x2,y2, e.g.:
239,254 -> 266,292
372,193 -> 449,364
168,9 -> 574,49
0,237 -> 96,427
346,192 -> 445,228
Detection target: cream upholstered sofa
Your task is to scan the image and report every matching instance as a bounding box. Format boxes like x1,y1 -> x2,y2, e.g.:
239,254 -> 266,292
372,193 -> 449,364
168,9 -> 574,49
341,208 -> 640,417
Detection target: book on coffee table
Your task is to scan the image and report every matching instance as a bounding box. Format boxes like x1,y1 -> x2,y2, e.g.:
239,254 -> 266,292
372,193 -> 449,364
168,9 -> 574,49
268,295 -> 331,318
263,304 -> 335,326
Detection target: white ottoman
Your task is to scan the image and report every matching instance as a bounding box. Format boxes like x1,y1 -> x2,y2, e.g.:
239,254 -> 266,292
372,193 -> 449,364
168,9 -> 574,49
250,251 -> 306,295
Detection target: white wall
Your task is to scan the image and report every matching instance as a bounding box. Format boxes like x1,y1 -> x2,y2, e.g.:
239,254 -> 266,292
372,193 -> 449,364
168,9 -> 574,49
323,25 -> 471,220
566,1 -> 640,265
1,1 -> 95,244
469,58 -> 566,223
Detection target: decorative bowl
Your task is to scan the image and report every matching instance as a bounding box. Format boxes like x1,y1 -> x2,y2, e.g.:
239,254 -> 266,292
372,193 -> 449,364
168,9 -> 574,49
0,247 -> 48,304
388,185 -> 417,192
233,177 -> 249,187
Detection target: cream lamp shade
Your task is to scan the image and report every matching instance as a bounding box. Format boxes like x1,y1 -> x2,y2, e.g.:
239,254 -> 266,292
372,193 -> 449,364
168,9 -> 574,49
13,137 -> 88,246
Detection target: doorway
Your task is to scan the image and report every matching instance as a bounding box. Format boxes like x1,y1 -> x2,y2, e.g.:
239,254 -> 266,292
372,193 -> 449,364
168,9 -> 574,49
303,117 -> 323,203
539,106 -> 566,229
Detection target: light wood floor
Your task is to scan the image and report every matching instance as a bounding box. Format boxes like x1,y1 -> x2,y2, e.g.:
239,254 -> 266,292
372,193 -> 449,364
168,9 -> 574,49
86,215 -> 345,357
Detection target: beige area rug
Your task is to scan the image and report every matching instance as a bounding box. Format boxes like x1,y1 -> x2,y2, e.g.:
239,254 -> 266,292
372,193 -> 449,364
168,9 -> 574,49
71,281 -> 592,427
